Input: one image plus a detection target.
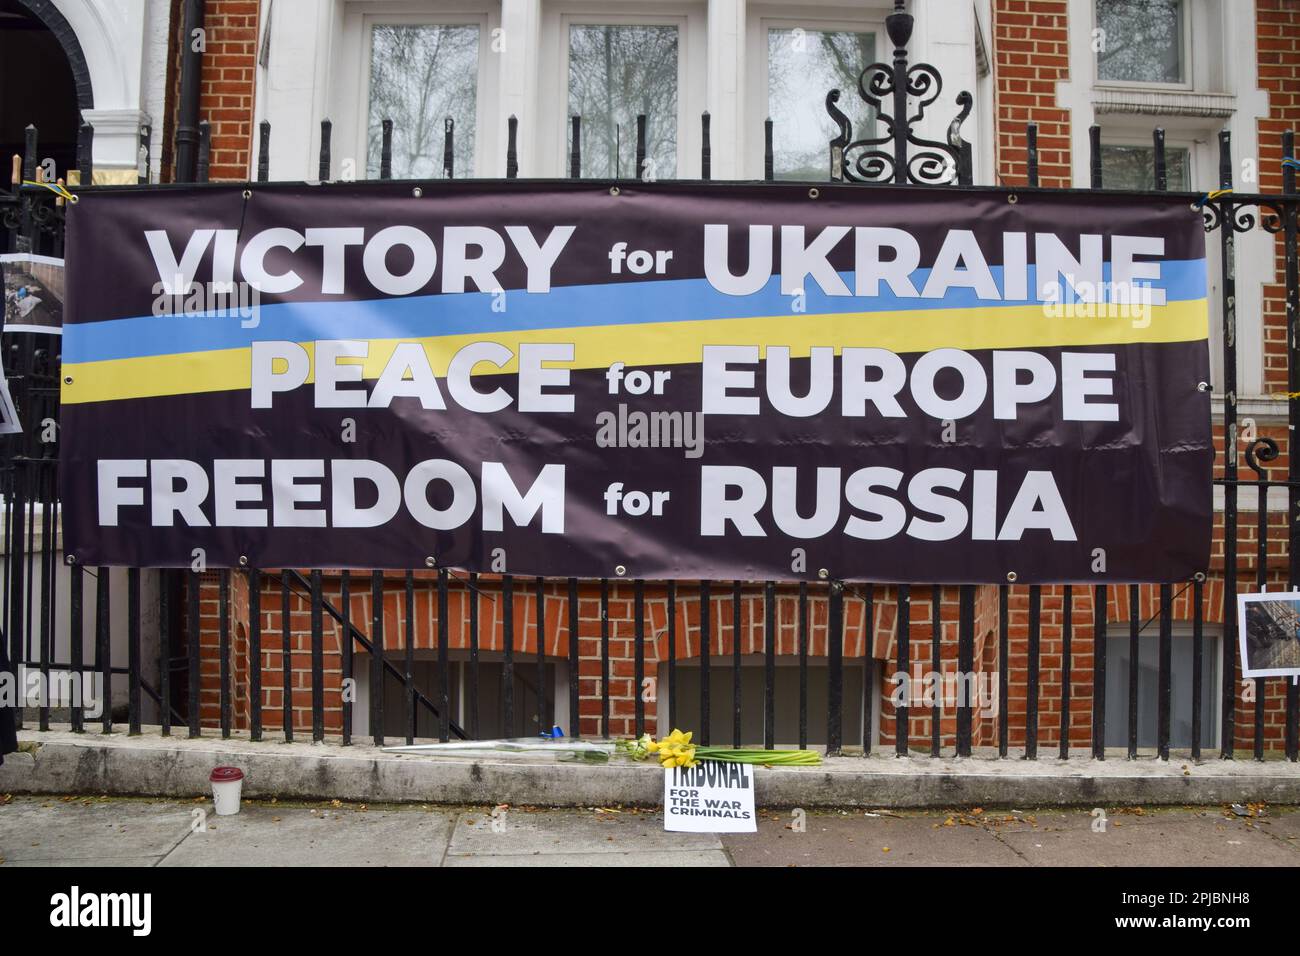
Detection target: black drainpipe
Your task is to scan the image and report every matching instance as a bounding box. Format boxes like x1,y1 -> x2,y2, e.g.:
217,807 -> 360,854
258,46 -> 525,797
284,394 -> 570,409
174,0 -> 206,183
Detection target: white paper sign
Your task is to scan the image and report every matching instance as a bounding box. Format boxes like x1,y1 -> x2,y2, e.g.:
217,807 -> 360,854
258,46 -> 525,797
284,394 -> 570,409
1236,591 -> 1300,679
663,760 -> 756,832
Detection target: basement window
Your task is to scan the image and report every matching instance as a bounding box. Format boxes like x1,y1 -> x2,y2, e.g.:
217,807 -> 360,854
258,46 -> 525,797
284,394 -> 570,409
1103,627 -> 1219,751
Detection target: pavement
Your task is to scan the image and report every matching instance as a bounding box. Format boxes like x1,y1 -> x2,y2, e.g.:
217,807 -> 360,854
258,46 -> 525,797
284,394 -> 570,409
1,795 -> 1297,867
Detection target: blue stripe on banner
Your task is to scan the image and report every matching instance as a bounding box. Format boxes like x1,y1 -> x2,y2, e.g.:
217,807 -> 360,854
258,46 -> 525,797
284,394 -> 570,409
64,259 -> 1209,364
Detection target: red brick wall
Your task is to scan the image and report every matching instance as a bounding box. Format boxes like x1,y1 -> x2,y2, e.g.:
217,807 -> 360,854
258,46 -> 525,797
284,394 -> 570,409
207,575 -> 894,741
1257,0 -> 1300,392
162,0 -> 259,182
992,0 -> 1072,187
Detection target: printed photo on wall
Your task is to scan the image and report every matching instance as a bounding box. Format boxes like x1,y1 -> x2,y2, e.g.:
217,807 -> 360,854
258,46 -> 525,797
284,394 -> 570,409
1,253 -> 65,335
1237,592 -> 1300,678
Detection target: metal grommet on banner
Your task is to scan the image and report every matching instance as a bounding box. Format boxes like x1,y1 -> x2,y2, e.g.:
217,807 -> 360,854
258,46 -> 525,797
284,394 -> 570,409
1193,571 -> 1207,583
65,554 -> 76,565
808,187 -> 820,199
1197,382 -> 1210,392
68,193 -> 79,205
1006,571 -> 1018,583
1007,194 -> 1018,205
242,189 -> 252,200
609,186 -> 621,196
818,568 -> 829,580
615,565 -> 627,577
412,187 -> 423,198
238,555 -> 248,567
425,556 -> 436,568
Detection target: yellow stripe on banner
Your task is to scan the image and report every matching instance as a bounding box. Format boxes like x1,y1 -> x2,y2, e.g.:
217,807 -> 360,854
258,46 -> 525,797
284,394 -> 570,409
61,298 -> 1209,405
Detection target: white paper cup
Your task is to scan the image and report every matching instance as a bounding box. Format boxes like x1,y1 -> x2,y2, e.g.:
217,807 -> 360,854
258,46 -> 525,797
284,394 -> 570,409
210,766 -> 245,815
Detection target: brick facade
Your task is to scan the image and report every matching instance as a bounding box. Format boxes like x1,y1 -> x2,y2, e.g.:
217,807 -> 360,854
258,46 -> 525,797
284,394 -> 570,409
1258,0 -> 1300,393
161,0 -> 258,182
179,1 -> 1299,755
993,0 -> 1072,187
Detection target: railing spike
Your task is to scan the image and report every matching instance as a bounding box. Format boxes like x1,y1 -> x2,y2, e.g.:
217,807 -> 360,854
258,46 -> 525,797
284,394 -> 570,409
319,118 -> 332,181
1153,127 -> 1167,191
1089,124 -> 1101,189
701,111 -> 711,181
569,115 -> 581,179
257,119 -> 270,183
506,114 -> 518,179
764,118 -> 774,181
443,117 -> 455,179
380,118 -> 393,179
635,114 -> 646,181
196,120 -> 210,183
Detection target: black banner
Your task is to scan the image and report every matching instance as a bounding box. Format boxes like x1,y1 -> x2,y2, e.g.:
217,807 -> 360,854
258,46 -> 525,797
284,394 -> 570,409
60,181 -> 1212,582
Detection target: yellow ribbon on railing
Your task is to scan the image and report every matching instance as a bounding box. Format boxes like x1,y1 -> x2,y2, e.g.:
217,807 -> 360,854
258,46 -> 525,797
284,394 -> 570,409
1194,188 -> 1233,208
21,179 -> 77,203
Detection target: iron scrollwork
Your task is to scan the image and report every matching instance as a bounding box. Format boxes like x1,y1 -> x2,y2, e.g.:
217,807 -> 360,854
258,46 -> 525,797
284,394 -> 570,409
1199,197 -> 1292,236
827,3 -> 972,186
1244,435 -> 1280,479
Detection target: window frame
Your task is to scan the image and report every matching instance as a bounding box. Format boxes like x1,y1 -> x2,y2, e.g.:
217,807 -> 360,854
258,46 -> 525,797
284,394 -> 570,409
654,654 -> 879,749
542,5 -> 704,178
1103,624 -> 1222,752
1092,0 -> 1192,92
746,12 -> 885,181
1098,124 -> 1236,391
1097,138 -> 1195,191
337,3 -> 500,180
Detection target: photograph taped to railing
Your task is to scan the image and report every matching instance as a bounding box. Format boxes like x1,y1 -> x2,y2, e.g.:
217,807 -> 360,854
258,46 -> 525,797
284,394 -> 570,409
1236,592 -> 1300,679
58,181 -> 1211,582
1,253 -> 65,336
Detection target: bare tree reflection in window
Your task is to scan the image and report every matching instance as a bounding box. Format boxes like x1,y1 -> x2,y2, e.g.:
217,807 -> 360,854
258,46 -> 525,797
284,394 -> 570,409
368,24 -> 478,179
1100,144 -> 1191,191
1096,0 -> 1184,84
768,29 -> 876,181
568,24 -> 678,178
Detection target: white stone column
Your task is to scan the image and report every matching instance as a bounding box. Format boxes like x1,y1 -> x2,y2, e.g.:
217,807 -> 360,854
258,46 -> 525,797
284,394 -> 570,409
257,0 -> 334,181
497,0 -> 542,176
80,109 -> 150,182
707,0 -> 745,179
907,0 -> 978,174
50,0 -> 159,182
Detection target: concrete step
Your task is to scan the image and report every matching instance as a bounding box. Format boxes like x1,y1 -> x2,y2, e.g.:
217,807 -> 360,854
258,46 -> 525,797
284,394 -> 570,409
4,725 -> 1300,809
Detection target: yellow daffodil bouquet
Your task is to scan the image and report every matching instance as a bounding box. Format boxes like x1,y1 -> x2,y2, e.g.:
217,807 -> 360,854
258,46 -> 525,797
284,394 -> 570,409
616,729 -> 821,768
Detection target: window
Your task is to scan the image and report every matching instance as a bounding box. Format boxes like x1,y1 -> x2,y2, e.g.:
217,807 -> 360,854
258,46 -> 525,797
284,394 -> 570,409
366,23 -> 479,179
1099,143 -> 1191,190
567,24 -> 679,178
1104,629 -> 1219,750
663,660 -> 874,749
1096,0 -> 1186,85
366,656 -> 561,740
767,28 -> 876,180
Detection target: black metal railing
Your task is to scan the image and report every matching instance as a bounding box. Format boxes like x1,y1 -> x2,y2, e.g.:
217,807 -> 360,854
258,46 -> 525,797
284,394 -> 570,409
3,5 -> 1299,763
